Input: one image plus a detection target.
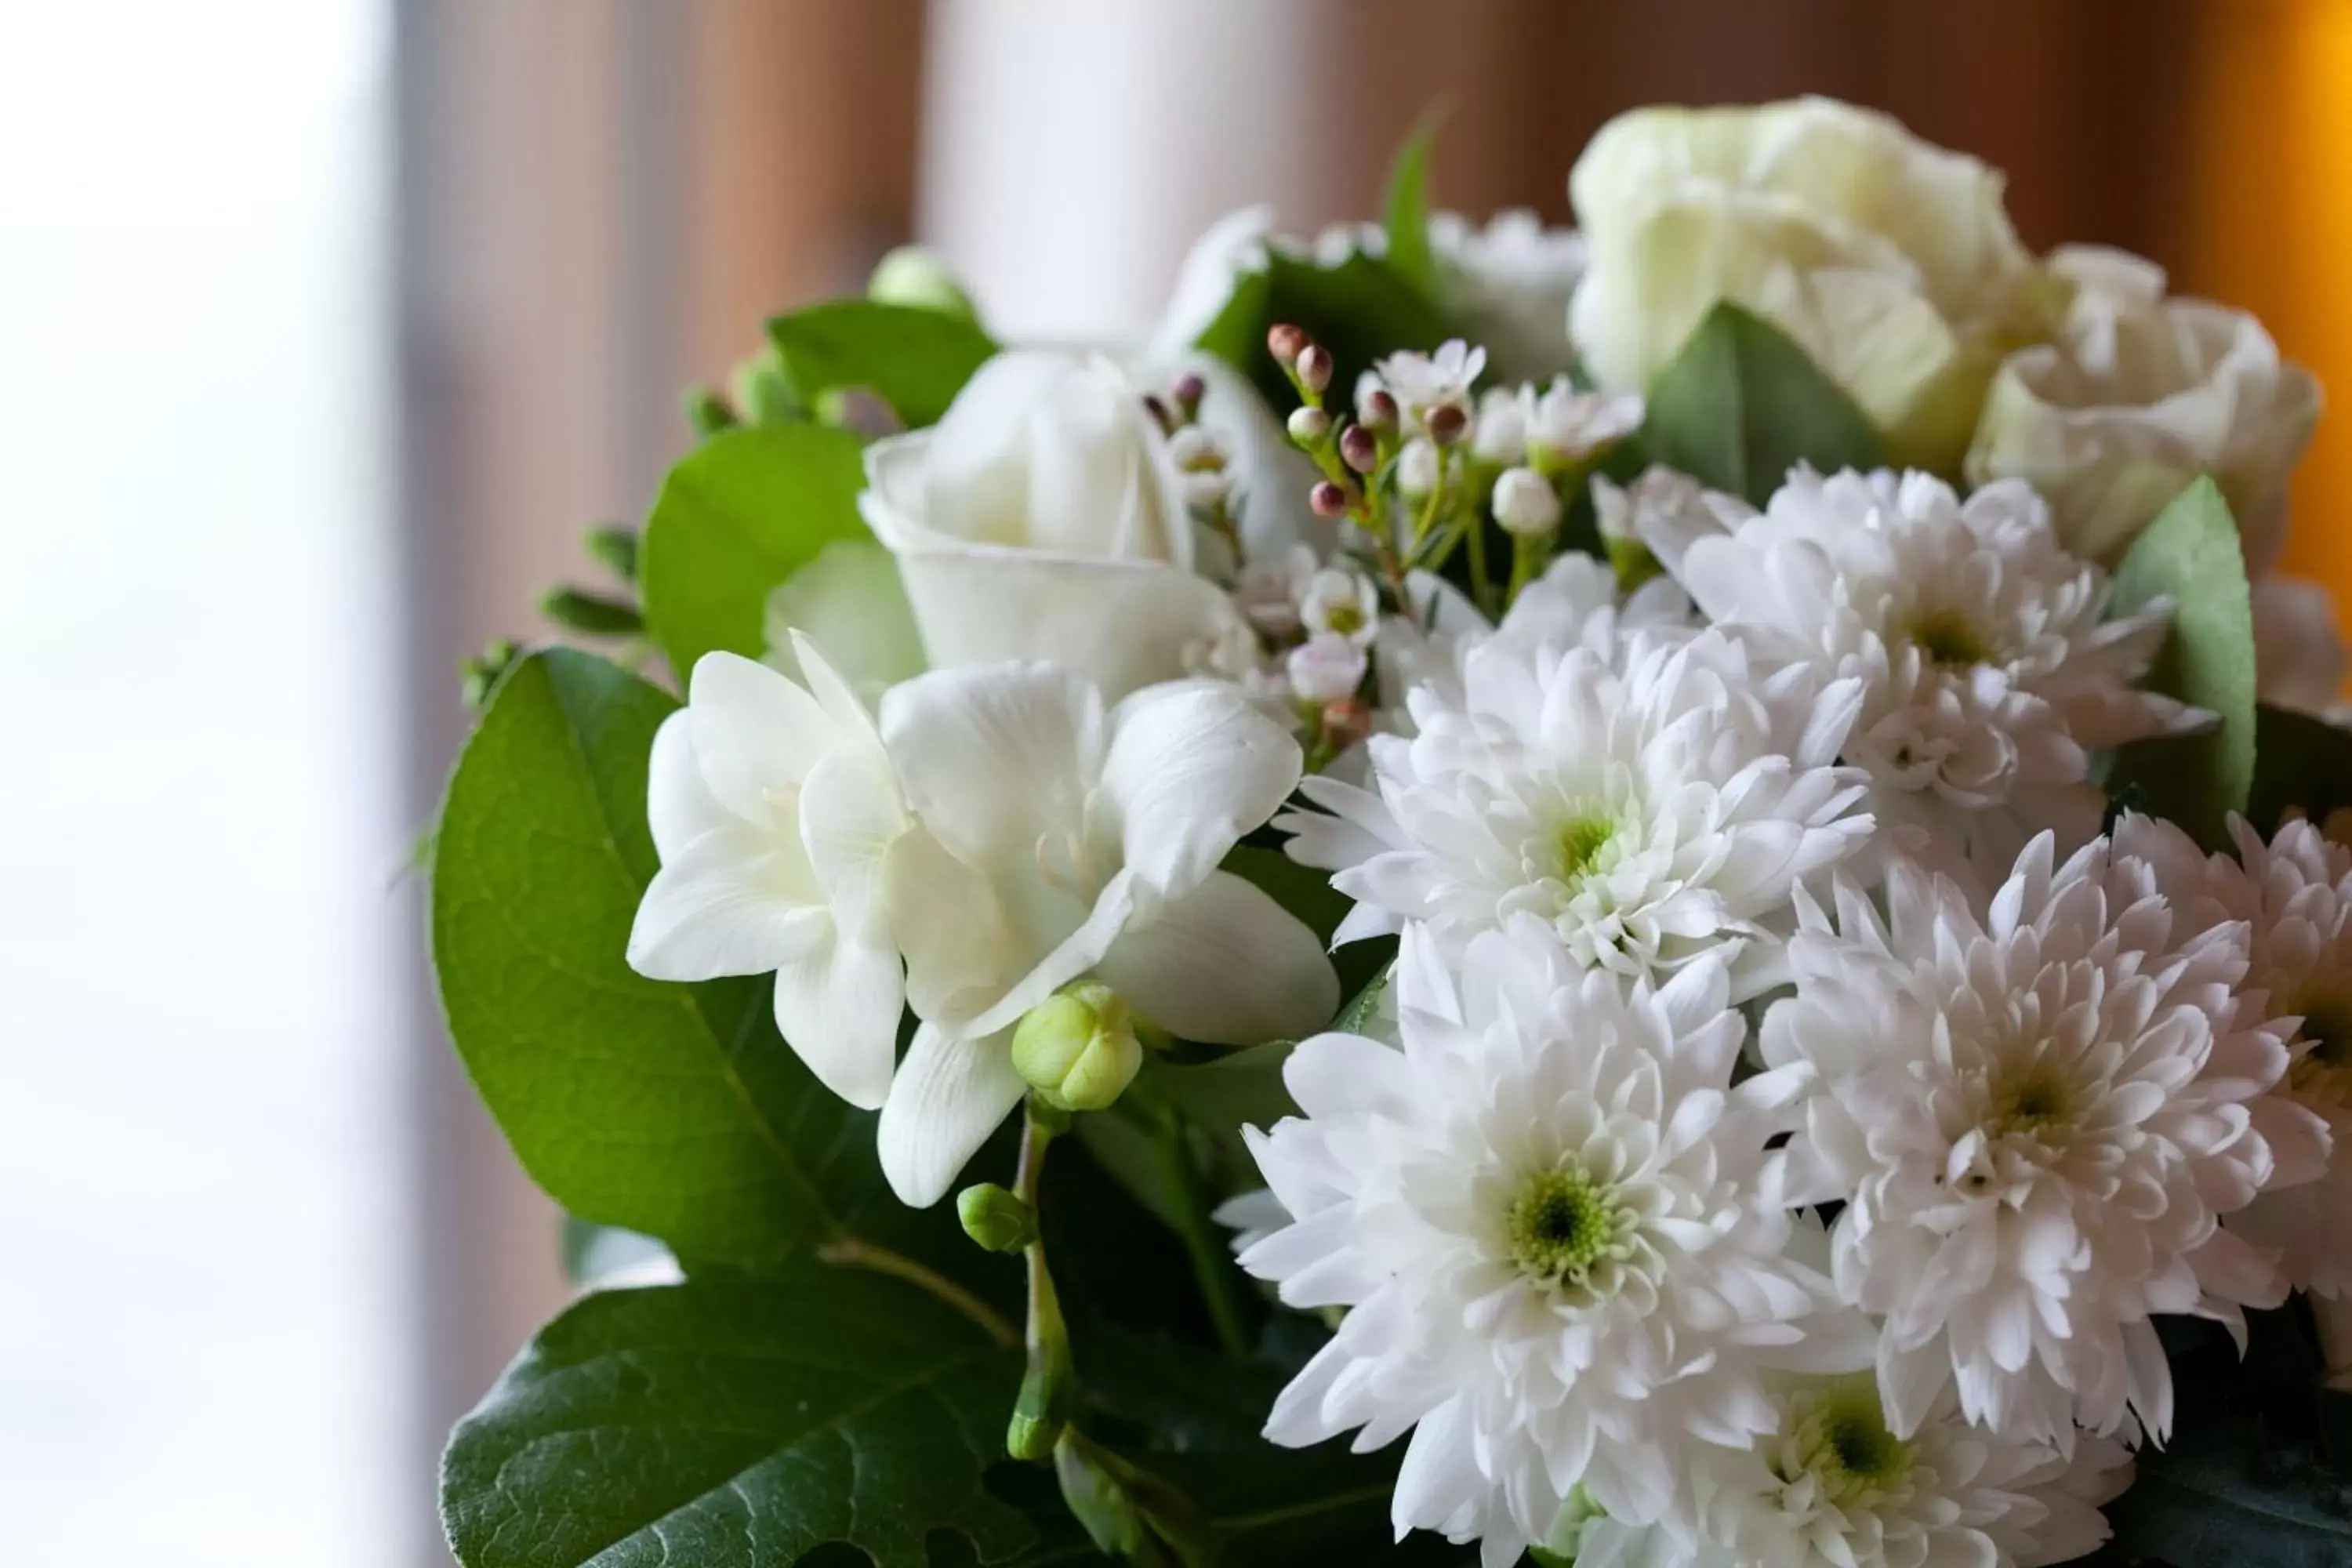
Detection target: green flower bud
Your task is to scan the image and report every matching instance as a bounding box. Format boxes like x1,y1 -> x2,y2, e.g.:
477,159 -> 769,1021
1054,1432 -> 1145,1557
867,244 -> 978,321
956,1181 -> 1035,1253
730,343 -> 802,426
1011,982 -> 1142,1112
538,586 -> 643,637
459,638 -> 521,711
583,523 -> 638,585
684,386 -> 737,438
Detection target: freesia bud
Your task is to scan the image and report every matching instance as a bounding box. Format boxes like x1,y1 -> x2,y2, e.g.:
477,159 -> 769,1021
1309,481 -> 1351,518
1296,343 -> 1335,394
1011,982 -> 1143,1112
1493,466 -> 1563,536
1287,406 -> 1333,447
1267,323 -> 1308,368
956,1182 -> 1036,1252
866,244 -> 978,321
1396,438 -> 1440,499
1338,423 -> 1377,474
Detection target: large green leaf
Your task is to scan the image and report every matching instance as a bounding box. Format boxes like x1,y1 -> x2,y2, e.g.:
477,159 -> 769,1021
1380,112 -> 1444,298
2104,477 -> 2259,849
2092,1414 -> 2352,1567
2250,702 -> 2352,833
430,648 -> 893,1266
442,1263 -> 1034,1568
639,423 -> 871,681
1193,249 -> 1451,411
768,299 -> 999,430
1641,301 -> 1882,506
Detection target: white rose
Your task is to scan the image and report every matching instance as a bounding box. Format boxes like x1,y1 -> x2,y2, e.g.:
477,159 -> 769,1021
1569,96 -> 2048,472
859,348 -> 1250,699
1965,246 -> 2321,566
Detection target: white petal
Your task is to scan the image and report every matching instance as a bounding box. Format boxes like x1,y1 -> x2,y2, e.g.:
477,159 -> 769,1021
1093,870 -> 1339,1044
646,710 -> 732,858
1100,683 -> 1303,897
877,1022 -> 1026,1207
880,662 -> 1099,870
686,651 -> 839,820
963,869 -> 1142,1039
771,925 -> 904,1111
626,826 -> 825,981
797,742 -> 907,941
883,824 -> 1025,1027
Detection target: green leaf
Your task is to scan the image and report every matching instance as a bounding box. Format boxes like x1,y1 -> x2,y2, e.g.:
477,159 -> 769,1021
441,1262 -> 1036,1568
1641,301 -> 1882,506
639,422 -> 871,681
1193,250 -> 1450,412
2095,1414 -> 2352,1567
2251,702 -> 2352,833
2104,477 -> 2258,848
1381,111 -> 1445,297
1334,964 -> 1391,1037
430,649 -> 893,1265
768,299 -> 1000,430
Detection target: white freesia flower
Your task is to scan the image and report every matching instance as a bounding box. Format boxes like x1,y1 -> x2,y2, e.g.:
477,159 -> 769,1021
873,665 -> 1338,1204
2130,815 -> 2350,1297
859,348 -> 1248,699
1574,1377 -> 2131,1568
1967,246 -> 2321,566
1284,621 -> 1872,992
1763,826 -> 2328,1446
626,641 -> 909,1110
1429,208 -> 1586,383
1237,921 -> 1871,1566
1659,467 -> 2201,884
1570,96 -> 2048,471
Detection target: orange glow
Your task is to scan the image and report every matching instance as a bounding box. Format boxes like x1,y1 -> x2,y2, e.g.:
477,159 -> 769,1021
2184,2 -> 2352,612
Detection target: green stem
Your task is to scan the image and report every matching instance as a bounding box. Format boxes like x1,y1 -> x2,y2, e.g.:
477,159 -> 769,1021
1144,1099 -> 1254,1359
1007,1102 -> 1076,1461
816,1236 -> 1018,1349
1465,505 -> 1494,619
1506,528 -> 1552,605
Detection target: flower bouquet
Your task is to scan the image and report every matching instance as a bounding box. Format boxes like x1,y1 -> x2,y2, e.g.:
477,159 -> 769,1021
428,98 -> 2352,1567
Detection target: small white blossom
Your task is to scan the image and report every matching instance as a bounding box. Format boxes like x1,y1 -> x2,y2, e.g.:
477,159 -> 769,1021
1764,824 -> 2329,1446
1577,1376 -> 2132,1568
1660,468 -> 2203,884
1396,437 -> 1442,499
1376,339 -> 1486,426
1166,423 -> 1232,507
1239,922 -> 1871,1566
1232,544 -> 1317,640
1470,385 -> 1530,463
1282,623 -> 1874,992
1491,466 -> 1563,536
1286,632 -> 1368,703
1297,564 -> 1377,647
1525,379 -> 1643,466
2132,815 -> 2350,1297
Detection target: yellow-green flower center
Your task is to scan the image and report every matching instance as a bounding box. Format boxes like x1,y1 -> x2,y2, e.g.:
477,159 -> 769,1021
1908,607 -> 1991,670
1506,1167 -> 1628,1289
1555,815 -> 1616,883
1989,1060 -> 2073,1138
1323,601 -> 1366,637
1780,1377 -> 1913,1507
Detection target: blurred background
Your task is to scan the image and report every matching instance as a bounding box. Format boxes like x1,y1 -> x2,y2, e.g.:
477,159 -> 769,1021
3,0 -> 2345,1561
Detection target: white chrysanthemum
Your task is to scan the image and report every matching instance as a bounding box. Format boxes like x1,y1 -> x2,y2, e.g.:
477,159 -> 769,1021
1762,825 -> 2326,1445
1239,921 -> 1871,1566
2129,815 -> 2349,1296
1375,552 -> 1694,716
1651,467 -> 2201,884
1283,621 -> 1873,993
1574,1377 -> 2132,1568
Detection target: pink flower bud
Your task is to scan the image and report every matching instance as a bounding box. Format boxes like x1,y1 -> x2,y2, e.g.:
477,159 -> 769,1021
1296,344 -> 1335,394
1267,324 -> 1308,368
1310,481 -> 1351,518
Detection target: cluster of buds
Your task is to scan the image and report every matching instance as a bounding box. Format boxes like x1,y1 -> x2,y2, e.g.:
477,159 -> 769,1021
1142,370 -> 1244,562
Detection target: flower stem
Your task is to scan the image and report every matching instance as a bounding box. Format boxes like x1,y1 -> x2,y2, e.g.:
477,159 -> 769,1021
1139,1094 -> 1254,1359
1007,1102 -> 1076,1461
815,1236 -> 1018,1349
